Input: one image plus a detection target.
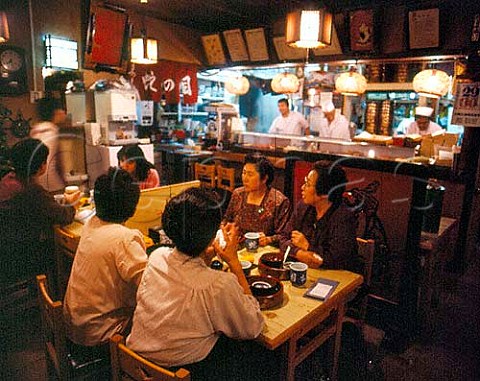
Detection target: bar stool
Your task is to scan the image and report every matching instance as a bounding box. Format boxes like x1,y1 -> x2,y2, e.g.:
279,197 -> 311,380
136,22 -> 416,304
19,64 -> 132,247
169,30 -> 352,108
194,162 -> 216,188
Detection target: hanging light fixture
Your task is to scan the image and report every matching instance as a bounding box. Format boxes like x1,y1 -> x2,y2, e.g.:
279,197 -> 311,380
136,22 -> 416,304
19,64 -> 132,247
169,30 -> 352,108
271,72 -> 300,94
286,9 -> 333,49
335,69 -> 368,96
412,69 -> 450,98
0,11 -> 10,43
225,75 -> 250,95
131,30 -> 158,64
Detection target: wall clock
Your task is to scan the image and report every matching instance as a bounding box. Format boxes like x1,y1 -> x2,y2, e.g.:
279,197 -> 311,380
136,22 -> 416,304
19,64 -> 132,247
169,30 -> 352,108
0,46 -> 28,96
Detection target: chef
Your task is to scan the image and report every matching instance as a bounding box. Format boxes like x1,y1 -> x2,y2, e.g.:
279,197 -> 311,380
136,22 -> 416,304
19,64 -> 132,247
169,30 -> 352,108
269,98 -> 308,136
316,101 -> 351,141
406,106 -> 443,136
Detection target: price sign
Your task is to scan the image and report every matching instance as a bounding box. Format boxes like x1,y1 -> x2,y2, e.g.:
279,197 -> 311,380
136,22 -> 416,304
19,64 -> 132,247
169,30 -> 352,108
452,82 -> 480,127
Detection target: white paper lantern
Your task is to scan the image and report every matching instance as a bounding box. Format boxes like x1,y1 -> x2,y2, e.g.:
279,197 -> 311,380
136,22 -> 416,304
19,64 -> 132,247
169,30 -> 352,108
225,75 -> 250,95
335,71 -> 367,96
271,73 -> 300,94
413,69 -> 450,98
131,37 -> 158,64
286,9 -> 333,49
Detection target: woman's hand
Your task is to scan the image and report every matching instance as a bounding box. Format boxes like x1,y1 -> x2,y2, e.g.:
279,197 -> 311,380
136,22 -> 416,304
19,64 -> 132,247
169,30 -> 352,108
258,232 -> 272,246
291,230 -> 309,251
64,190 -> 82,209
214,223 -> 240,265
295,250 -> 323,269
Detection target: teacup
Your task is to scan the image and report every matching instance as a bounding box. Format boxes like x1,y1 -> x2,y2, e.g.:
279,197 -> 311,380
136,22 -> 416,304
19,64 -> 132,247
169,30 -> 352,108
244,232 -> 260,252
53,194 -> 65,205
289,262 -> 308,287
241,260 -> 252,276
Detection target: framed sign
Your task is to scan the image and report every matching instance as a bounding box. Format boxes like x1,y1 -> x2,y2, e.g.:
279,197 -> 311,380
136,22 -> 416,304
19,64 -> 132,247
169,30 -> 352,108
409,8 -> 439,49
245,28 -> 269,61
273,36 -> 305,61
223,29 -> 249,62
350,9 -> 374,51
201,34 -> 226,66
312,26 -> 342,56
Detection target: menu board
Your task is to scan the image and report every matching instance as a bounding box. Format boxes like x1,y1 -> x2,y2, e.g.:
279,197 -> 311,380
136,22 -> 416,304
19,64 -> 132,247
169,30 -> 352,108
223,29 -> 249,62
273,36 -> 305,61
409,8 -> 439,49
245,28 -> 269,61
201,34 -> 226,65
452,82 -> 480,127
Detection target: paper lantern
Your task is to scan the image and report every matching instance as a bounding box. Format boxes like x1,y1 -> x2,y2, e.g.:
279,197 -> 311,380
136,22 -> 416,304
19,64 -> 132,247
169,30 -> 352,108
225,75 -> 250,95
131,36 -> 158,64
413,69 -> 450,98
271,73 -> 299,94
286,9 -> 333,49
335,71 -> 367,96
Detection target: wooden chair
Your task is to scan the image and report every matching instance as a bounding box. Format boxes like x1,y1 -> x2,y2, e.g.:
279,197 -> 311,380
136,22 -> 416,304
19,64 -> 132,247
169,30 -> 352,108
216,165 -> 236,192
194,162 -> 216,188
110,334 -> 191,381
36,274 -> 108,380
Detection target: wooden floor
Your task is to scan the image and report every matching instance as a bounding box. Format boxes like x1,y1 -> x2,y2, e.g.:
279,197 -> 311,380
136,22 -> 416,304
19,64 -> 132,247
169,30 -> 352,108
1,249 -> 479,381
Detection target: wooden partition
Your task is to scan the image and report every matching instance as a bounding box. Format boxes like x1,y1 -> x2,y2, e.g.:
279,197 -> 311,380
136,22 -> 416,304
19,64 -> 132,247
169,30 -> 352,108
125,180 -> 200,235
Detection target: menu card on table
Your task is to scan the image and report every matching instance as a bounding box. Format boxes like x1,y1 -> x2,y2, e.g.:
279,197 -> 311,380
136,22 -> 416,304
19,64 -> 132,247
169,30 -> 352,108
304,278 -> 339,301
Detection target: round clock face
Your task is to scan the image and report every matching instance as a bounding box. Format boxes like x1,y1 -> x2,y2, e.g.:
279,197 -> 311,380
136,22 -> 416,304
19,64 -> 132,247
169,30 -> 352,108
1,50 -> 23,72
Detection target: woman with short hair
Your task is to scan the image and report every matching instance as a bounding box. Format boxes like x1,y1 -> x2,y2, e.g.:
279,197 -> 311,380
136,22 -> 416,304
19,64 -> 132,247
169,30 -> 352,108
280,161 -> 358,271
223,153 -> 290,246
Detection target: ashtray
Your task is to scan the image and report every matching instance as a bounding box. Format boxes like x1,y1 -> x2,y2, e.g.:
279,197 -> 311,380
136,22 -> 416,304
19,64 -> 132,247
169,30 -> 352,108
247,275 -> 283,309
258,252 -> 290,280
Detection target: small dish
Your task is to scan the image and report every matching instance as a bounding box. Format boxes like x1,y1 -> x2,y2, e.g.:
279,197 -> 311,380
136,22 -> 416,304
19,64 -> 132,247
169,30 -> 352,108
247,275 -> 284,309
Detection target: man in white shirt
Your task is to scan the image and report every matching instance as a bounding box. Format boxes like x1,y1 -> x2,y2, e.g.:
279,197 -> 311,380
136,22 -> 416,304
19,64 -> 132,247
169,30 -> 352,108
316,102 -> 351,140
269,98 -> 308,135
406,106 -> 443,136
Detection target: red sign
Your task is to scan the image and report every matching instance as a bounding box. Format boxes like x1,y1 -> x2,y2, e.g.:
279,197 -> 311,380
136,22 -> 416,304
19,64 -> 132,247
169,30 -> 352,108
131,61 -> 198,105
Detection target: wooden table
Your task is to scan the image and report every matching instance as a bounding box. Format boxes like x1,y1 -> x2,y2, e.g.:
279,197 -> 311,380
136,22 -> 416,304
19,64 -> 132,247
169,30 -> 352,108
239,246 -> 363,381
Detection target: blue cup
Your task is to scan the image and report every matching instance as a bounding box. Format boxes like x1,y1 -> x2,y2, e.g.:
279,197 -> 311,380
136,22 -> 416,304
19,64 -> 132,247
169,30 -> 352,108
244,232 -> 260,252
289,262 -> 308,287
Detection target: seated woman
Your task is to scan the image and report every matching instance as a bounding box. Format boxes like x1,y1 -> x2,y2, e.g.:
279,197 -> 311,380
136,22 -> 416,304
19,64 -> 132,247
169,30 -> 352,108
117,145 -> 160,190
223,153 -> 290,246
279,161 -> 358,271
127,188 -> 265,380
64,168 -> 147,347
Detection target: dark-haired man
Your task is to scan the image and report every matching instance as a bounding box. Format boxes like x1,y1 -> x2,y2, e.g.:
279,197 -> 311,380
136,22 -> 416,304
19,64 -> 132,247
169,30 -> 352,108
64,167 -> 147,347
269,98 -> 308,135
127,187 -> 265,380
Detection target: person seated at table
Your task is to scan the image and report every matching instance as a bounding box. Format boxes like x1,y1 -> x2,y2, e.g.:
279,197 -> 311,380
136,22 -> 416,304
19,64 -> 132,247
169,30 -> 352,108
1,139 -> 81,285
223,153 -> 290,246
279,161 -> 358,271
127,188 -> 265,380
63,167 -> 148,347
117,144 -> 160,190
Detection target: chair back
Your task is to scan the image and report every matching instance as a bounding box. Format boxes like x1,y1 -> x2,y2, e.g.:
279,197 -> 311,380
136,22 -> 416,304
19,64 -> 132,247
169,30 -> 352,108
194,163 -> 216,188
36,274 -> 70,379
356,238 -> 375,286
216,165 -> 235,192
110,334 -> 191,381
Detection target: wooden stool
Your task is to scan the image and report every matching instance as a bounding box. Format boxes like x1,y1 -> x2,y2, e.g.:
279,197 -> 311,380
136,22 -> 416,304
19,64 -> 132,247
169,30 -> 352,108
194,163 -> 216,188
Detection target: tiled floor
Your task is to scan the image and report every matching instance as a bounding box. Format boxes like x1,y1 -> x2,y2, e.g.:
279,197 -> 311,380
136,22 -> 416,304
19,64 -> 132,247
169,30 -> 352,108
1,250 -> 479,381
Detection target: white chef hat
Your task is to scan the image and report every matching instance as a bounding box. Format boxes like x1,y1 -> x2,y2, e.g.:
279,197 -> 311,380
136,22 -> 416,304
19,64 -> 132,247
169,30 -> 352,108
322,101 -> 335,113
415,106 -> 433,117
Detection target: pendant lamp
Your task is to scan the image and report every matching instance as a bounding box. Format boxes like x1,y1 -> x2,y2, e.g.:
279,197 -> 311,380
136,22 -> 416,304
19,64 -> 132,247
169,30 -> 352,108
0,12 -> 9,43
286,9 -> 333,49
335,70 -> 367,96
131,29 -> 158,64
412,69 -> 450,98
225,75 -> 250,95
271,72 -> 300,94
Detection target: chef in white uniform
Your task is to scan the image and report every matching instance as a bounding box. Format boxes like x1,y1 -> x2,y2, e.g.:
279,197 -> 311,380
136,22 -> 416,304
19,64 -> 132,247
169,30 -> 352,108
269,98 -> 308,136
406,106 -> 443,136
316,101 -> 351,141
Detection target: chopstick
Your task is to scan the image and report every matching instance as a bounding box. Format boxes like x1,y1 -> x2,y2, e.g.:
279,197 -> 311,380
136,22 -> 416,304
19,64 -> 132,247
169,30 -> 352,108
283,246 -> 291,264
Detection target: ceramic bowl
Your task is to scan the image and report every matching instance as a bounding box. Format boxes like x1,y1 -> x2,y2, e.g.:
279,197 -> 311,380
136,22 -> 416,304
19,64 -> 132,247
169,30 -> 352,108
258,252 -> 290,280
247,275 -> 284,309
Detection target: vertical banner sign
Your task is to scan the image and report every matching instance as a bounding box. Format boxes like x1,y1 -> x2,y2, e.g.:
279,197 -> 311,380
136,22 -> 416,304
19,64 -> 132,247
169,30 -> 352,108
452,82 -> 480,127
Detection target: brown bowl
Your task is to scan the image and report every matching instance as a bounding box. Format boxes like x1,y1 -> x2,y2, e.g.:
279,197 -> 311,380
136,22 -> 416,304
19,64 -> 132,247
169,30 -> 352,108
247,275 -> 284,310
258,252 -> 290,280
